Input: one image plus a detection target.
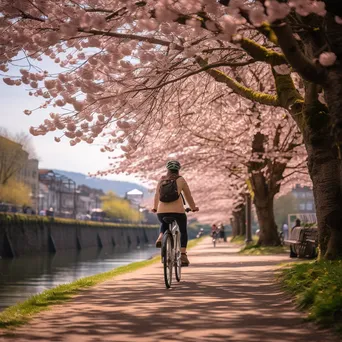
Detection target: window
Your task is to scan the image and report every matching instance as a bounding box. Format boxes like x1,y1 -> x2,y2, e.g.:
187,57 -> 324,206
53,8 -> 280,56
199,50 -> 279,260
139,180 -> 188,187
299,203 -> 306,211
306,192 -> 314,199
306,202 -> 313,211
32,171 -> 37,178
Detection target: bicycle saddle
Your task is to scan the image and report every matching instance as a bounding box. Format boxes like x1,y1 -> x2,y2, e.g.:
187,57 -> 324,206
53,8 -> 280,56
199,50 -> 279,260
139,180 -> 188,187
163,217 -> 176,224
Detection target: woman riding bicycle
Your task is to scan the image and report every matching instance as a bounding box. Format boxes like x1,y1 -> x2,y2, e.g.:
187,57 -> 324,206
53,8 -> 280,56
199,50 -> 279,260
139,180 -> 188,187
152,160 -> 199,266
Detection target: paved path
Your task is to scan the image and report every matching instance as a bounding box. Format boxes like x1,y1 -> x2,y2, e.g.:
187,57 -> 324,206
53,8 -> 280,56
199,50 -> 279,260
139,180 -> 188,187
0,238 -> 339,342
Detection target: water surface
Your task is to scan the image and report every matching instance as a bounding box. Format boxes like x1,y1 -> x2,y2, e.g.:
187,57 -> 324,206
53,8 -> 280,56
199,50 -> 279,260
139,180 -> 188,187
0,245 -> 157,311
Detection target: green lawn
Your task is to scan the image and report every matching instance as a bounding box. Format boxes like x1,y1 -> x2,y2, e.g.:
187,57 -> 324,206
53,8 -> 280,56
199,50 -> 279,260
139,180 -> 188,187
240,243 -> 289,255
280,260 -> 342,334
0,236 -> 204,329
231,235 -> 258,244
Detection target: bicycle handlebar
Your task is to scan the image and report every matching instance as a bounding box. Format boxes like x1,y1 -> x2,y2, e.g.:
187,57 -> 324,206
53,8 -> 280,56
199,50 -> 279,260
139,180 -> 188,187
185,208 -> 198,213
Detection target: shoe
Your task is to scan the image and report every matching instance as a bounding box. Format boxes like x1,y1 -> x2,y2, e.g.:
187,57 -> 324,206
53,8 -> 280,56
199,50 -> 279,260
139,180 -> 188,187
155,239 -> 162,248
181,253 -> 190,267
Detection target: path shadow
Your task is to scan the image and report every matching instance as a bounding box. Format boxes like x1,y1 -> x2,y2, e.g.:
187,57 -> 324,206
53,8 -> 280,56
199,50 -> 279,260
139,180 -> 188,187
2,242 -> 338,342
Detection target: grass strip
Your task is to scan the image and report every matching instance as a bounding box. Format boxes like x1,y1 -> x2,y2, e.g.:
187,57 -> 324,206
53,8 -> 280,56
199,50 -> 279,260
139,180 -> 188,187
0,213 -> 158,229
240,243 -> 289,255
279,260 -> 342,334
0,236 -> 204,329
231,235 -> 258,244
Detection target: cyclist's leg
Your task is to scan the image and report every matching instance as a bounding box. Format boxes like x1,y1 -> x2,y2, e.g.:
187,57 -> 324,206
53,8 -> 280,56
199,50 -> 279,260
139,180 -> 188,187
175,214 -> 189,266
156,213 -> 168,247
174,213 -> 187,249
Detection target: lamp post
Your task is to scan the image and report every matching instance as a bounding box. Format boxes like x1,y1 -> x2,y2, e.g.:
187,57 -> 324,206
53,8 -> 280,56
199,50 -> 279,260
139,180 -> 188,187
245,192 -> 253,244
37,194 -> 44,215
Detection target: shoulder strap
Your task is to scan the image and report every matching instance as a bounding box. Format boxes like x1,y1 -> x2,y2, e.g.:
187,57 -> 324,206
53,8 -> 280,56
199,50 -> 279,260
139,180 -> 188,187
180,192 -> 186,205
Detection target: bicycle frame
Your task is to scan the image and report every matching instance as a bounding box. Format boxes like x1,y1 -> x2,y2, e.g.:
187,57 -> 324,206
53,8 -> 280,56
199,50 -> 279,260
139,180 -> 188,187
162,220 -> 180,260
161,219 -> 182,288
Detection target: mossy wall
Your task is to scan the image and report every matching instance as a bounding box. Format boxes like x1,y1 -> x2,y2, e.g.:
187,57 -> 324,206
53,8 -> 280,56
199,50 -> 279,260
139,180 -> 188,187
0,214 -> 159,258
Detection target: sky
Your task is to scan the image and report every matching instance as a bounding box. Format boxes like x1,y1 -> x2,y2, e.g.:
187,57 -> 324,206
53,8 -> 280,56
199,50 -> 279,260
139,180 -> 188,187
0,79 -> 142,184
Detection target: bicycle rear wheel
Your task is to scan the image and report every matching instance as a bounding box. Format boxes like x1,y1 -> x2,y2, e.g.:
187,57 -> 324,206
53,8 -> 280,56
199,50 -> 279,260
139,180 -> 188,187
163,233 -> 173,289
175,232 -> 181,282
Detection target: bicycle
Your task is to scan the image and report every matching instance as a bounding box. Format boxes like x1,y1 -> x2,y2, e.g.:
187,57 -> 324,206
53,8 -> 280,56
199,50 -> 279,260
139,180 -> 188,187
161,208 -> 192,289
211,231 -> 218,248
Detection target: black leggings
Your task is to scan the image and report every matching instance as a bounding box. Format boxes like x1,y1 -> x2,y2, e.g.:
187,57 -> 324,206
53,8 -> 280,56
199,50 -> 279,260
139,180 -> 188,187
157,213 -> 188,248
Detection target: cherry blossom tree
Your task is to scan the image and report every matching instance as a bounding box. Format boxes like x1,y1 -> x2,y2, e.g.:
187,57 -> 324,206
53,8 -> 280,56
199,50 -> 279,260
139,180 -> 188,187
0,0 -> 341,257
110,86 -> 307,245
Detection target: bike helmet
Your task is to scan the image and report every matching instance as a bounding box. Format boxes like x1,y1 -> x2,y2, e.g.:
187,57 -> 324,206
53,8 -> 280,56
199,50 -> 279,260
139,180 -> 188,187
166,160 -> 181,171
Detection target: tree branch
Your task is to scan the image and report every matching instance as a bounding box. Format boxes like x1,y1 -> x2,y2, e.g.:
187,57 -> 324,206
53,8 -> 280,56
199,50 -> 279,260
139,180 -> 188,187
196,57 -> 280,107
124,59 -> 255,93
79,28 -> 182,50
272,68 -> 303,111
271,21 -> 327,84
239,38 -> 287,66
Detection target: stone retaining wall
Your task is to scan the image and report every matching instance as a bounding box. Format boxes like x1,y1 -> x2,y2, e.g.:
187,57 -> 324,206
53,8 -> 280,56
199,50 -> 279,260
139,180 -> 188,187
0,214 -> 159,258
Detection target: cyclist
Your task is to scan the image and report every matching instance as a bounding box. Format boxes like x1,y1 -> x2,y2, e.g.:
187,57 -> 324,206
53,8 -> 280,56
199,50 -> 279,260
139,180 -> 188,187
151,160 -> 199,266
210,223 -> 218,239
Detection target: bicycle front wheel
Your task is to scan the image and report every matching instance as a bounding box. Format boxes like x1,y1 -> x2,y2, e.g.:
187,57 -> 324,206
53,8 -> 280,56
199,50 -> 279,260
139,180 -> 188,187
163,233 -> 173,289
175,232 -> 181,282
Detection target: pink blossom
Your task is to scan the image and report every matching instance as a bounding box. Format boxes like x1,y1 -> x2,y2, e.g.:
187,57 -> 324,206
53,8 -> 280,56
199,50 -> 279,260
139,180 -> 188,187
67,122 -> 76,132
98,114 -> 105,122
319,52 -> 337,66
60,23 -> 78,37
54,137 -> 61,143
265,0 -> 291,22
55,99 -> 66,107
335,16 -> 342,25
81,122 -> 89,130
249,9 -> 267,27
44,79 -> 56,89
65,131 -> 76,139
3,78 -> 15,86
24,109 -> 32,115
73,101 -> 84,111
117,121 -> 131,130
30,81 -> 38,89
55,121 -> 65,130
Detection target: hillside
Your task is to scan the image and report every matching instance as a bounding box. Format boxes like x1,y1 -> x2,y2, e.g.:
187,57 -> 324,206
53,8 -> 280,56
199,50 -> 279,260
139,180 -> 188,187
53,170 -> 151,198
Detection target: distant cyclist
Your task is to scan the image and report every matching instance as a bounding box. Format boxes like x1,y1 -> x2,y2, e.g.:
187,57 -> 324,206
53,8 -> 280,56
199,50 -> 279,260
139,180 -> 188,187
210,223 -> 218,237
151,160 -> 199,266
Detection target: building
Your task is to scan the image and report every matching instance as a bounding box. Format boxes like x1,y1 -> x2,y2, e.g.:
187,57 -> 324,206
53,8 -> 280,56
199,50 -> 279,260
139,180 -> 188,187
22,159 -> 39,211
39,169 -> 76,218
0,135 -> 39,210
76,185 -> 104,216
125,189 -> 144,209
291,185 -> 315,213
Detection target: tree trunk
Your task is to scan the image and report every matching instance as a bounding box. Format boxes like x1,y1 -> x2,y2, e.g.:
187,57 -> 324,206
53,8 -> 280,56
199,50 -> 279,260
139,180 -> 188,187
254,195 -> 280,246
239,205 -> 246,236
248,131 -> 282,246
251,170 -> 281,246
230,218 -> 237,237
304,67 -> 342,259
232,204 -> 246,237
305,137 -> 342,259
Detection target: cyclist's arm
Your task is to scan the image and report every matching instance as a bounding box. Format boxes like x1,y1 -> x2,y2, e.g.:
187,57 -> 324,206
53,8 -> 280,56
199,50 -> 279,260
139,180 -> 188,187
181,179 -> 197,211
153,181 -> 161,211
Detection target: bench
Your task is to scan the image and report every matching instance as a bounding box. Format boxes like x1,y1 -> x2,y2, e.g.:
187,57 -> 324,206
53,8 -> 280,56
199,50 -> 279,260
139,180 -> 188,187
284,227 -> 318,258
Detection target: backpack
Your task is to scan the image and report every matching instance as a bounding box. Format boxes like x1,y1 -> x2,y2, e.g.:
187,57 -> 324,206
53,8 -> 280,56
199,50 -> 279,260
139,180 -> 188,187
159,176 -> 182,203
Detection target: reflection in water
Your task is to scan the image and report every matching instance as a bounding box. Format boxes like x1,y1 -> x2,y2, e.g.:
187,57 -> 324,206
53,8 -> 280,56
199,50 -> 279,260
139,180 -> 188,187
0,245 -> 157,311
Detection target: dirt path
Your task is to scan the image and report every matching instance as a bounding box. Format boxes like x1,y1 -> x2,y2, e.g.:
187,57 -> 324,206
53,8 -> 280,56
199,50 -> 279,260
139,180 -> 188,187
0,238 -> 339,342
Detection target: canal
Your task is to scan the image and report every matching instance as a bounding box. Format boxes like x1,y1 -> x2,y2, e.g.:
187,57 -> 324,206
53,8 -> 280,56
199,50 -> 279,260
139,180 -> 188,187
0,245 -> 157,311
